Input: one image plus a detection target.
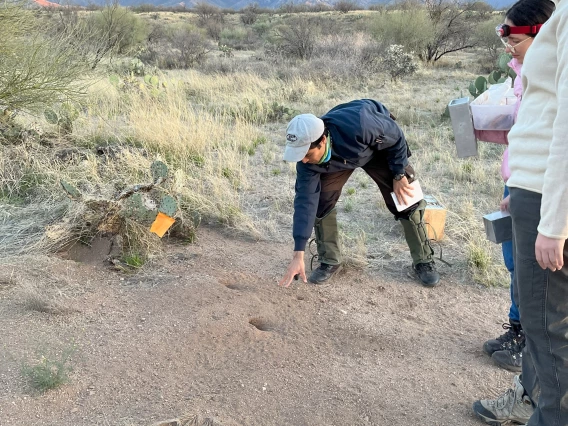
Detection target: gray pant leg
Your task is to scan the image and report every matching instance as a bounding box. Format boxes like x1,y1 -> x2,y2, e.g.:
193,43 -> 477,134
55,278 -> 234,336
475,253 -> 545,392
510,187 -> 568,426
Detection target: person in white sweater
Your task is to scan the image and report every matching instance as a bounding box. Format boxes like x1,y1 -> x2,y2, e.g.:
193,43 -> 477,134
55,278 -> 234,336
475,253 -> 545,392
473,0 -> 568,425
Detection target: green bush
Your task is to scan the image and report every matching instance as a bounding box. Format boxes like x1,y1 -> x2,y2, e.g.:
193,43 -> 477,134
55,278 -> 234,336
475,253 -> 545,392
0,2 -> 93,114
86,6 -> 149,55
475,14 -> 507,72
268,17 -> 320,60
140,23 -> 213,69
219,27 -> 251,49
370,10 -> 431,55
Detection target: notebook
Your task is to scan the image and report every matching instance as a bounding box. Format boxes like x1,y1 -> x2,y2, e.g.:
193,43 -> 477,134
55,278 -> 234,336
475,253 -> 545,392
390,180 -> 424,212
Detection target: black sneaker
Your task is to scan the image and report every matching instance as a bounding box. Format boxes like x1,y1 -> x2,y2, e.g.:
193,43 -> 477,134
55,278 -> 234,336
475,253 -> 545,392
483,320 -> 523,356
491,331 -> 525,372
412,261 -> 440,287
309,263 -> 342,284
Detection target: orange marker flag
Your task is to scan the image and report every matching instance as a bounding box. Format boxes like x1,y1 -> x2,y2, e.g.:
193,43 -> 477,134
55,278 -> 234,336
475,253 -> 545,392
150,212 -> 176,238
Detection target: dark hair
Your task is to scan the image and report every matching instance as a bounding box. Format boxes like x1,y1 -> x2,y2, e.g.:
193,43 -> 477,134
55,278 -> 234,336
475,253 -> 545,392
506,0 -> 555,36
309,129 -> 327,149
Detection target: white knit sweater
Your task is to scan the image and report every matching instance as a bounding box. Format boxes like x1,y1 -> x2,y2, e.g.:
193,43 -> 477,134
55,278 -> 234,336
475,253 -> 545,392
507,0 -> 568,239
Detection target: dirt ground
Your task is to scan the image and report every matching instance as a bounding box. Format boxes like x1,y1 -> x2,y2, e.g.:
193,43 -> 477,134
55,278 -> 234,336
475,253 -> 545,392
0,225 -> 517,426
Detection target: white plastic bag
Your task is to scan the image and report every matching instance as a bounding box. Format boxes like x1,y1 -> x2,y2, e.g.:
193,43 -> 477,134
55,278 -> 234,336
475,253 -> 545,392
472,78 -> 513,106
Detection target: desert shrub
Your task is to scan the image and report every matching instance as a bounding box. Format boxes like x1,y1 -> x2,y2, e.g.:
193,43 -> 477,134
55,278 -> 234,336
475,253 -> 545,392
475,14 -> 506,71
194,2 -> 224,25
277,2 -> 309,13
468,0 -> 494,19
193,2 -> 225,40
359,41 -> 387,69
310,3 -> 334,12
268,17 -> 320,60
140,24 -> 213,69
370,9 -> 431,55
131,3 -> 157,13
240,3 -> 260,25
380,44 -> 418,80
219,27 -> 258,50
252,20 -> 271,37
372,1 -> 487,62
421,0 -> 486,62
85,4 -> 149,55
368,3 -> 386,12
203,19 -> 223,40
335,0 -> 359,13
0,1 -> 94,115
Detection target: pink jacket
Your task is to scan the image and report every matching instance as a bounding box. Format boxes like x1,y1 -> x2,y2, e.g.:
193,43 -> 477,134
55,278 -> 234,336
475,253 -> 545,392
474,58 -> 523,182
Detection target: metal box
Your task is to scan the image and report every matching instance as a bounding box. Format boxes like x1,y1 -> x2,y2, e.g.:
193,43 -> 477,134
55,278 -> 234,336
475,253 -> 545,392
483,210 -> 512,244
448,97 -> 478,158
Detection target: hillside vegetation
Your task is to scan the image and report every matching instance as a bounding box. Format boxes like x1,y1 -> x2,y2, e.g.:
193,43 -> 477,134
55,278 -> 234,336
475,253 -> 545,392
0,0 -> 508,286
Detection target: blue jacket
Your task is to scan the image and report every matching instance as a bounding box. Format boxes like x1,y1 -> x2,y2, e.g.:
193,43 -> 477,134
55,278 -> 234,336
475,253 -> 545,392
292,99 -> 409,251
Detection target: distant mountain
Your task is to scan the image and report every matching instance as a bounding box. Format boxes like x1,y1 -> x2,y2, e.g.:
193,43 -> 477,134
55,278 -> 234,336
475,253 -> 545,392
35,0 -> 516,10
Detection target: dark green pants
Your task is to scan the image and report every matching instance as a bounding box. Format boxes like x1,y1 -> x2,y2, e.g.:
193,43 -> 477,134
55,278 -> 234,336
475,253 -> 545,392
314,154 -> 433,266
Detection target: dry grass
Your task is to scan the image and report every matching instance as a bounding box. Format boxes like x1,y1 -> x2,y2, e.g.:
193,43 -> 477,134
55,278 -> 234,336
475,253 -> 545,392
0,17 -> 510,286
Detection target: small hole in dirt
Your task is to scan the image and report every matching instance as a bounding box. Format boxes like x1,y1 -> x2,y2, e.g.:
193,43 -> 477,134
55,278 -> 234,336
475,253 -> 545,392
224,283 -> 240,291
249,317 -> 274,332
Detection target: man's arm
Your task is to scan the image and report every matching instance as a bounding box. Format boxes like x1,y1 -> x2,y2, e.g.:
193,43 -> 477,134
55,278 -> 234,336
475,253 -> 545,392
279,164 -> 320,287
292,163 -> 321,252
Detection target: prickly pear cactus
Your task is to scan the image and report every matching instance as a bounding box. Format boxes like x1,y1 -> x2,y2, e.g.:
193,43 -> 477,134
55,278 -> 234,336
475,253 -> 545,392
475,76 -> 487,93
123,193 -> 157,223
44,109 -> 59,125
498,53 -> 512,72
130,58 -> 145,75
488,70 -> 502,85
150,160 -> 168,183
144,75 -> 160,88
158,195 -> 178,217
469,76 -> 488,98
60,180 -> 81,199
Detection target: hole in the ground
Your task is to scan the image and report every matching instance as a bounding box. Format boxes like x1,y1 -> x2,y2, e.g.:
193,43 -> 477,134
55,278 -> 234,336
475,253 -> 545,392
248,317 -> 274,332
224,283 -> 241,291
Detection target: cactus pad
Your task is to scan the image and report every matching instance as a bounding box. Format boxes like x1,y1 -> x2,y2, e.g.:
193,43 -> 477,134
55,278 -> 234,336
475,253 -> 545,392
45,109 -> 59,125
474,76 -> 487,93
151,161 -> 168,182
123,193 -> 157,223
498,53 -> 512,72
158,195 -> 178,217
60,180 -> 81,199
488,70 -> 502,85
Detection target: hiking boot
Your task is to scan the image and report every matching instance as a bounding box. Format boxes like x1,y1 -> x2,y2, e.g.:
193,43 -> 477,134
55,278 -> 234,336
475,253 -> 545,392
492,348 -> 522,372
492,329 -> 524,372
472,375 -> 533,426
412,261 -> 440,287
309,263 -> 342,284
483,320 -> 523,356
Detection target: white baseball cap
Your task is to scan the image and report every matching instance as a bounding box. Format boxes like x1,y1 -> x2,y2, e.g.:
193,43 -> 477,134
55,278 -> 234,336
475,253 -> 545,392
283,114 -> 325,162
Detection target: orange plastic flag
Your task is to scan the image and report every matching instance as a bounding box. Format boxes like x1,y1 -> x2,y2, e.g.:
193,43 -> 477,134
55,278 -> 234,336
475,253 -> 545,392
150,212 -> 175,238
